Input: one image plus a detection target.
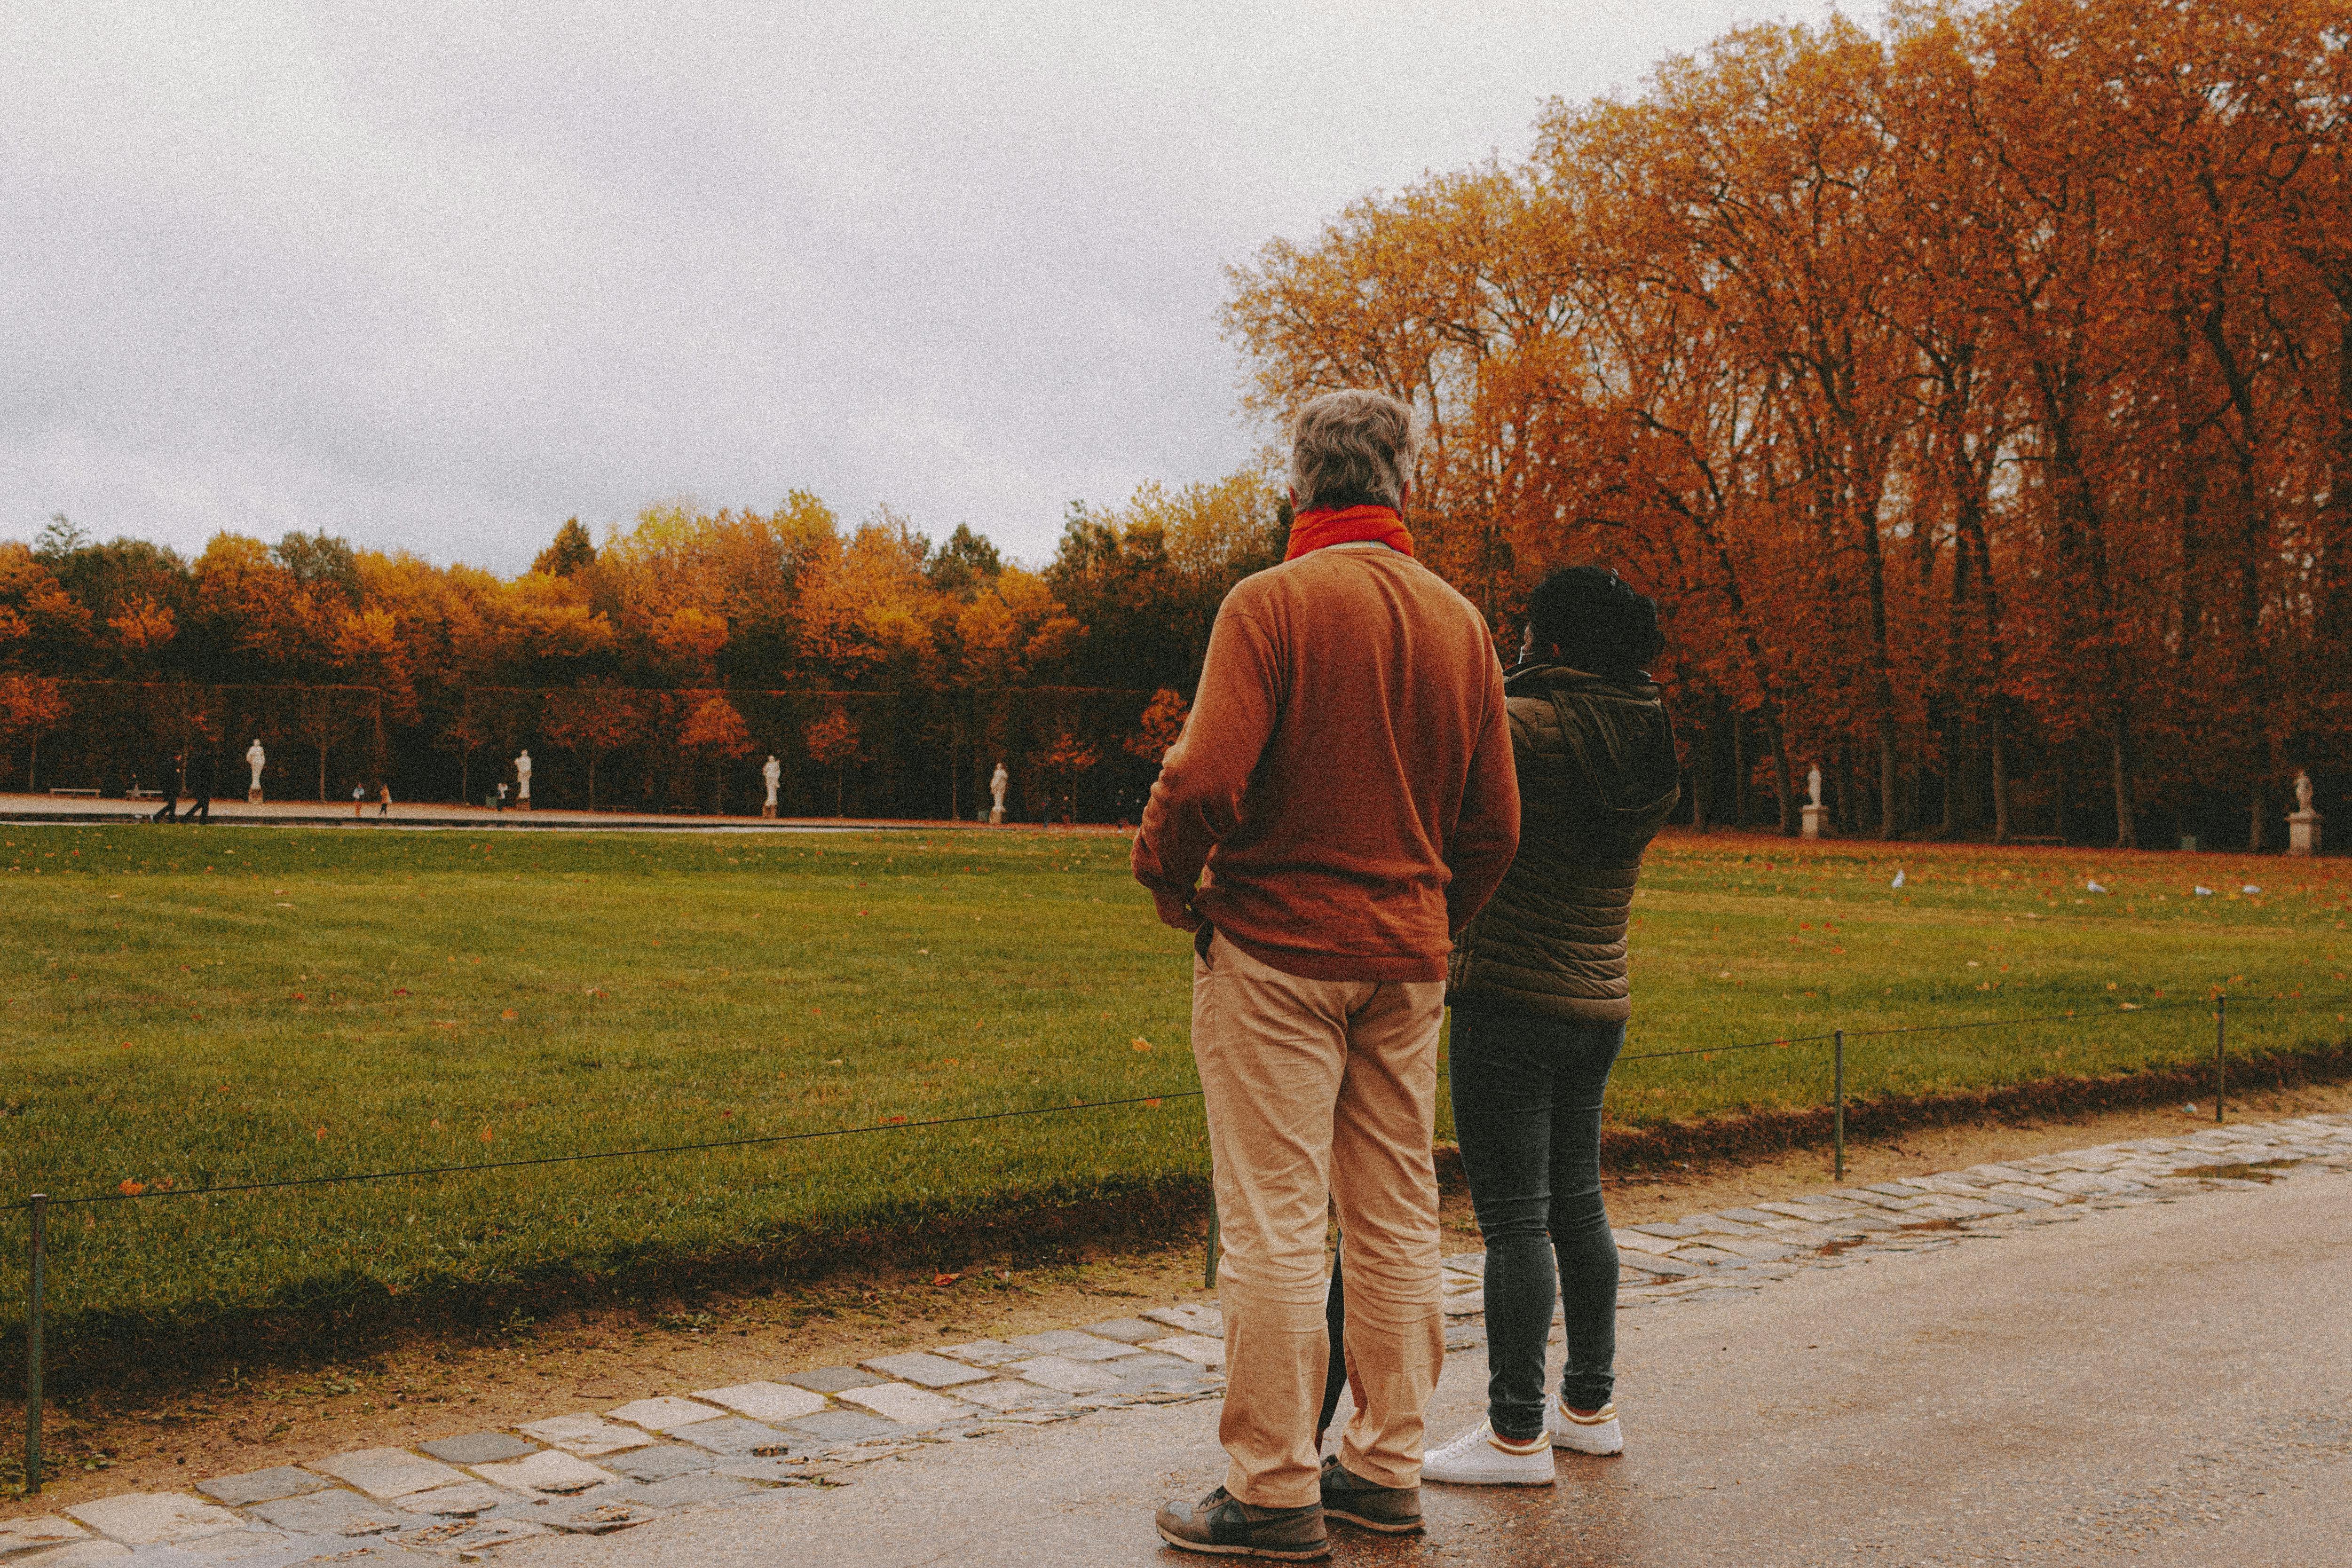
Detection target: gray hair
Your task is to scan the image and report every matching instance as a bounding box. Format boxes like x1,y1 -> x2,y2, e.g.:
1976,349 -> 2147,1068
1288,390 -> 1418,512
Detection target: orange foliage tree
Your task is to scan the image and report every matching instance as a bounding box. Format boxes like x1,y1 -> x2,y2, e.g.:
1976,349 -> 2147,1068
542,685 -> 647,811
678,693 -> 755,813
803,704 -> 863,817
1225,0 -> 2352,851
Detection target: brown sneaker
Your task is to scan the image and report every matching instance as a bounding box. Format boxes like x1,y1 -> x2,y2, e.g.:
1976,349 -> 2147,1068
1154,1486 -> 1330,1560
1318,1456 -> 1424,1534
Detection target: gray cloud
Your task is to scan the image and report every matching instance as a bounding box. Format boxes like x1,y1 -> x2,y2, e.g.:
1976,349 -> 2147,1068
1,0 -> 1838,570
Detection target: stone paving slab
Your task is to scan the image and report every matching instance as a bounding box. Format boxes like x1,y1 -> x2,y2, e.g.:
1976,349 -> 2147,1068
601,1398 -> 725,1434
950,1379 -> 1072,1413
194,1468 -> 332,1508
1078,1318 -> 1169,1344
306,1450 -> 469,1501
245,1491 -> 421,1537
12,1544 -> 131,1567
600,1446 -> 719,1484
63,1494 -> 248,1547
515,1416 -> 653,1457
858,1350 -> 994,1387
783,1409 -> 911,1445
468,1451 -> 617,1497
690,1381 -> 829,1424
932,1339 -> 1027,1368
664,1418 -> 798,1457
1143,1332 -> 1226,1366
417,1432 -> 538,1466
780,1364 -> 889,1394
1005,1329 -> 1137,1362
833,1384 -> 974,1426
1006,1355 -> 1123,1395
0,1518 -> 89,1558
1141,1303 -> 1222,1335
627,1474 -> 754,1511
399,1481 -> 518,1518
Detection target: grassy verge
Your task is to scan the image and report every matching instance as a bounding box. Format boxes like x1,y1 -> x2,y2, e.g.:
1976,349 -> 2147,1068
2,823 -> 2347,1385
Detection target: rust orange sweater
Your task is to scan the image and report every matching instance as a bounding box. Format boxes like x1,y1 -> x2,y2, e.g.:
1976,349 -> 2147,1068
1132,544 -> 1520,981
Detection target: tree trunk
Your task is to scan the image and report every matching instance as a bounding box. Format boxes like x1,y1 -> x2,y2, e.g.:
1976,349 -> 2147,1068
316,747 -> 326,804
1878,727 -> 1900,841
1694,711 -> 1716,833
1732,712 -> 1749,830
588,753 -> 599,812
836,765 -> 845,817
2109,715 -> 2137,851
1989,707 -> 2011,844
2249,777 -> 2269,854
27,736 -> 37,792
1762,709 -> 1796,835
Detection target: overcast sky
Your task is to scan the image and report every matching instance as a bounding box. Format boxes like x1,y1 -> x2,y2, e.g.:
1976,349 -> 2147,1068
3,1 -> 1844,573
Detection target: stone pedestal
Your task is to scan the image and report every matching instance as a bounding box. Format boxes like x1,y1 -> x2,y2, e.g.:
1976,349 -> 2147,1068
762,803 -> 777,819
1801,803 -> 1826,840
989,807 -> 1004,825
2287,809 -> 2322,857
516,799 -> 531,812
248,788 -> 263,804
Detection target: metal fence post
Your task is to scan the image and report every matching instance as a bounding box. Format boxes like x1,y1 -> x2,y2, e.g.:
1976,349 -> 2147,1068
24,1194 -> 45,1498
1204,1206 -> 1220,1292
1833,1031 -> 1847,1182
2214,994 -> 2227,1125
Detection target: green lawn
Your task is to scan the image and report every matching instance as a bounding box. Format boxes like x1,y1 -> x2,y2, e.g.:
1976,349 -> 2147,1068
2,823 -> 2347,1355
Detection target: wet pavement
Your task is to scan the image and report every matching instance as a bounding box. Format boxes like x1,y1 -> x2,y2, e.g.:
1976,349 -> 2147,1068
499,1161 -> 2350,1567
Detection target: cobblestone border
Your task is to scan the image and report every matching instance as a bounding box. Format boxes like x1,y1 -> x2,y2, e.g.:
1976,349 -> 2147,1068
6,1113 -> 2345,1566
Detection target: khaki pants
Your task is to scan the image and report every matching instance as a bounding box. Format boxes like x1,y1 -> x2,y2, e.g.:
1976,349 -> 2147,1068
1192,930 -> 1447,1508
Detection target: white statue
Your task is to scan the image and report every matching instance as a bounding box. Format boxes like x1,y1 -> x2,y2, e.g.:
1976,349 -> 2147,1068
245,739 -> 266,802
2289,767 -> 2323,856
1800,761 -> 1827,840
1807,764 -> 1823,809
989,761 -> 1009,825
514,749 -> 532,808
762,754 -> 781,817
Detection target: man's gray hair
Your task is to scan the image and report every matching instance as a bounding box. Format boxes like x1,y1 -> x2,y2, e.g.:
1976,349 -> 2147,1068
1288,390 -> 1418,512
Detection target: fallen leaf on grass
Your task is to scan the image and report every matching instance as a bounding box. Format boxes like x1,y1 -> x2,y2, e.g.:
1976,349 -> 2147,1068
500,1009 -> 518,1021
1132,1038 -> 1152,1052
933,1272 -> 961,1287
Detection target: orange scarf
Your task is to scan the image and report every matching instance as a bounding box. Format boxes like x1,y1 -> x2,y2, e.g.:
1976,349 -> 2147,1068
1284,504 -> 1415,561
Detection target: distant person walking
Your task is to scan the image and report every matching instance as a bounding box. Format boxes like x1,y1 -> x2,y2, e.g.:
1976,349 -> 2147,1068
181,746 -> 214,824
1413,566 -> 1681,1485
149,750 -> 182,823
378,782 -> 393,818
1137,389 -> 1520,1559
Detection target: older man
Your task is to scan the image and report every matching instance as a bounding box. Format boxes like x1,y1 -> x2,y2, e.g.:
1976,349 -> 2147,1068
1137,389 -> 1520,1559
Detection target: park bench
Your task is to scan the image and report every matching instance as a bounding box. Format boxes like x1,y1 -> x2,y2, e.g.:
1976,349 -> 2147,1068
2008,834 -> 2066,846
126,787 -> 164,799
46,787 -> 100,797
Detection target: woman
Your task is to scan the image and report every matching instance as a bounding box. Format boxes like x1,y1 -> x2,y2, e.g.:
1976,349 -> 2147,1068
1418,564 -> 1681,1484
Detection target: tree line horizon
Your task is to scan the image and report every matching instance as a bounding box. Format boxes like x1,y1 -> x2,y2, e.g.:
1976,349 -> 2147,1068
6,0 -> 2349,845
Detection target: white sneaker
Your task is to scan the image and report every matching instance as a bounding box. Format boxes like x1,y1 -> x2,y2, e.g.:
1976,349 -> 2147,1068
1421,1418 -> 1556,1486
1550,1397 -> 1624,1455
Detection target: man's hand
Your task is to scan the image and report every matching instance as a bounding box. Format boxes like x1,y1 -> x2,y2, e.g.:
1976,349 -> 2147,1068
1153,888 -> 1203,933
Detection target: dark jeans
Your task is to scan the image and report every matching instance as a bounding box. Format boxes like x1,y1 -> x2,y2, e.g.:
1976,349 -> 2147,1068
1449,1006 -> 1624,1440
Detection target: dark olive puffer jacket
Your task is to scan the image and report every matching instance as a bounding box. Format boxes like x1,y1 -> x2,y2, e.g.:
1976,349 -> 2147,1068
1446,662 -> 1681,1022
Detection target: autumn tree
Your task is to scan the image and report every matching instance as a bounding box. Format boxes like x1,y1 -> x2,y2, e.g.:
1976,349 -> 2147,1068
1125,688 -> 1191,765
0,676 -> 71,790
678,693 -> 755,813
804,704 -> 863,817
542,685 -> 646,811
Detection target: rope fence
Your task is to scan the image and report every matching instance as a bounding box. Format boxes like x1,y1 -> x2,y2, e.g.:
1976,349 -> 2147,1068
10,988 -> 2346,1495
